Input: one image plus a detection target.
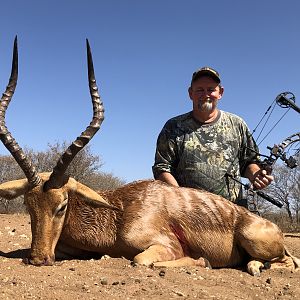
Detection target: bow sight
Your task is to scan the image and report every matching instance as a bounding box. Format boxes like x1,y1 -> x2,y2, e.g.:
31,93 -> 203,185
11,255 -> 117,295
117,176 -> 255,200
264,134 -> 299,169
262,92 -> 300,170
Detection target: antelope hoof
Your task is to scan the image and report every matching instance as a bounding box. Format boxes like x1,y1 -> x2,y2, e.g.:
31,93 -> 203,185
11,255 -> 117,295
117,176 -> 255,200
23,255 -> 55,266
201,257 -> 212,269
247,260 -> 264,276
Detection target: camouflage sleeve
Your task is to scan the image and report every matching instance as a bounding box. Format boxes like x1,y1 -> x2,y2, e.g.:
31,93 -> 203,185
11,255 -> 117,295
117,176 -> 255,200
152,121 -> 178,179
239,122 -> 261,176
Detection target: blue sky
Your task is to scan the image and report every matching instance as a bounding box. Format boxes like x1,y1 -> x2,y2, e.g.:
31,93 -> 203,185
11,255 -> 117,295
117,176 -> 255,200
0,0 -> 299,182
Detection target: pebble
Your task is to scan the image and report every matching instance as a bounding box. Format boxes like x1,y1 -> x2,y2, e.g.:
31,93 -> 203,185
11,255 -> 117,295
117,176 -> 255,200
159,270 -> 166,277
172,290 -> 185,297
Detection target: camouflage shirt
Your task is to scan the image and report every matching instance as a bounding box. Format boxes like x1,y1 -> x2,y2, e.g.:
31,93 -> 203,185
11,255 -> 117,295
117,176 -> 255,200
152,110 -> 260,202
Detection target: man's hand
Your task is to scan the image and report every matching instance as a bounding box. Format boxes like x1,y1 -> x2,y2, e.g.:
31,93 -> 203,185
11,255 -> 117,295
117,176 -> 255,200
244,163 -> 274,190
251,169 -> 274,190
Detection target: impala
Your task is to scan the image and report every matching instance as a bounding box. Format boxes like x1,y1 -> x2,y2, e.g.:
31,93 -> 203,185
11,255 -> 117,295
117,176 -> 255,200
0,37 -> 299,276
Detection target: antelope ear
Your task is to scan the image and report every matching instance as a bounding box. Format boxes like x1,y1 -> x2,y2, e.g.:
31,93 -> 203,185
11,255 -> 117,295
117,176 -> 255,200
67,178 -> 119,210
0,178 -> 29,199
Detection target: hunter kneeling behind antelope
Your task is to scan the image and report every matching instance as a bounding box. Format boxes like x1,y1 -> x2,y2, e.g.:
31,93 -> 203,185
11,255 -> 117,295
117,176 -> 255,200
0,37 -> 299,276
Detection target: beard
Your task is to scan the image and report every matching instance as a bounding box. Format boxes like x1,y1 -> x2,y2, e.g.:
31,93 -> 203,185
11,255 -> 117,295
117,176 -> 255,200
197,98 -> 214,112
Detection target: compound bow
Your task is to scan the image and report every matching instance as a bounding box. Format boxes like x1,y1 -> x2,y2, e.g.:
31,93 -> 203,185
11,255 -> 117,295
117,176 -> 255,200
246,92 -> 299,208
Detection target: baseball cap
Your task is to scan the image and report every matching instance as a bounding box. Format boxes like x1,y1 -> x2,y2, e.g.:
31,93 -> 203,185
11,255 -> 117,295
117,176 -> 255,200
191,67 -> 221,84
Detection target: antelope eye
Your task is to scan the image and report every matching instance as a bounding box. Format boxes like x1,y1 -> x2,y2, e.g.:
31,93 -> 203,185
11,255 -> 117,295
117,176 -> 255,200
55,200 -> 68,216
57,204 -> 67,215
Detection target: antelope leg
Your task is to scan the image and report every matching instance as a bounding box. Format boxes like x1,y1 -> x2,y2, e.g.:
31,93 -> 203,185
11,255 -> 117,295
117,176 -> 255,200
153,256 -> 211,268
133,244 -> 182,266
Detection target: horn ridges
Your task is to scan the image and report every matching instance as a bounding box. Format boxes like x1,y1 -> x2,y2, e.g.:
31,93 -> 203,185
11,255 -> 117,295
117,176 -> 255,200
44,39 -> 104,191
0,36 -> 41,187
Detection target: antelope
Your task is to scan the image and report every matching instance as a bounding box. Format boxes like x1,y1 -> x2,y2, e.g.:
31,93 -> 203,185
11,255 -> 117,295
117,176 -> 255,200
0,38 -> 299,277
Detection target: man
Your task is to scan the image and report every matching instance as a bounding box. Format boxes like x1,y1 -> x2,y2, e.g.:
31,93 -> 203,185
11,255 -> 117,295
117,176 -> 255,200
152,67 -> 273,203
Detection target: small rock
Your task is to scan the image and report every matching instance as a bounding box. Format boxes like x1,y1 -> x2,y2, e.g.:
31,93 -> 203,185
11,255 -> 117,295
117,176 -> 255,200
20,233 -> 29,238
159,270 -> 166,277
172,290 -> 185,297
266,277 -> 272,284
130,261 -> 138,267
82,284 -> 90,292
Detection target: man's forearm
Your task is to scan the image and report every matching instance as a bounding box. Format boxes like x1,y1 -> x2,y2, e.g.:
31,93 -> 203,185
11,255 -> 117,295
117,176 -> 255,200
157,172 -> 179,187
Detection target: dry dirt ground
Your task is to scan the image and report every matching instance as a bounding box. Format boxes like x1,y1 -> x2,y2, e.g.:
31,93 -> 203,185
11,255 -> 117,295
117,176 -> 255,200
0,214 -> 300,300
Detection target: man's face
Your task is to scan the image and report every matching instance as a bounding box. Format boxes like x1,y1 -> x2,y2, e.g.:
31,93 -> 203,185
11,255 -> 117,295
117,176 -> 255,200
188,76 -> 224,113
